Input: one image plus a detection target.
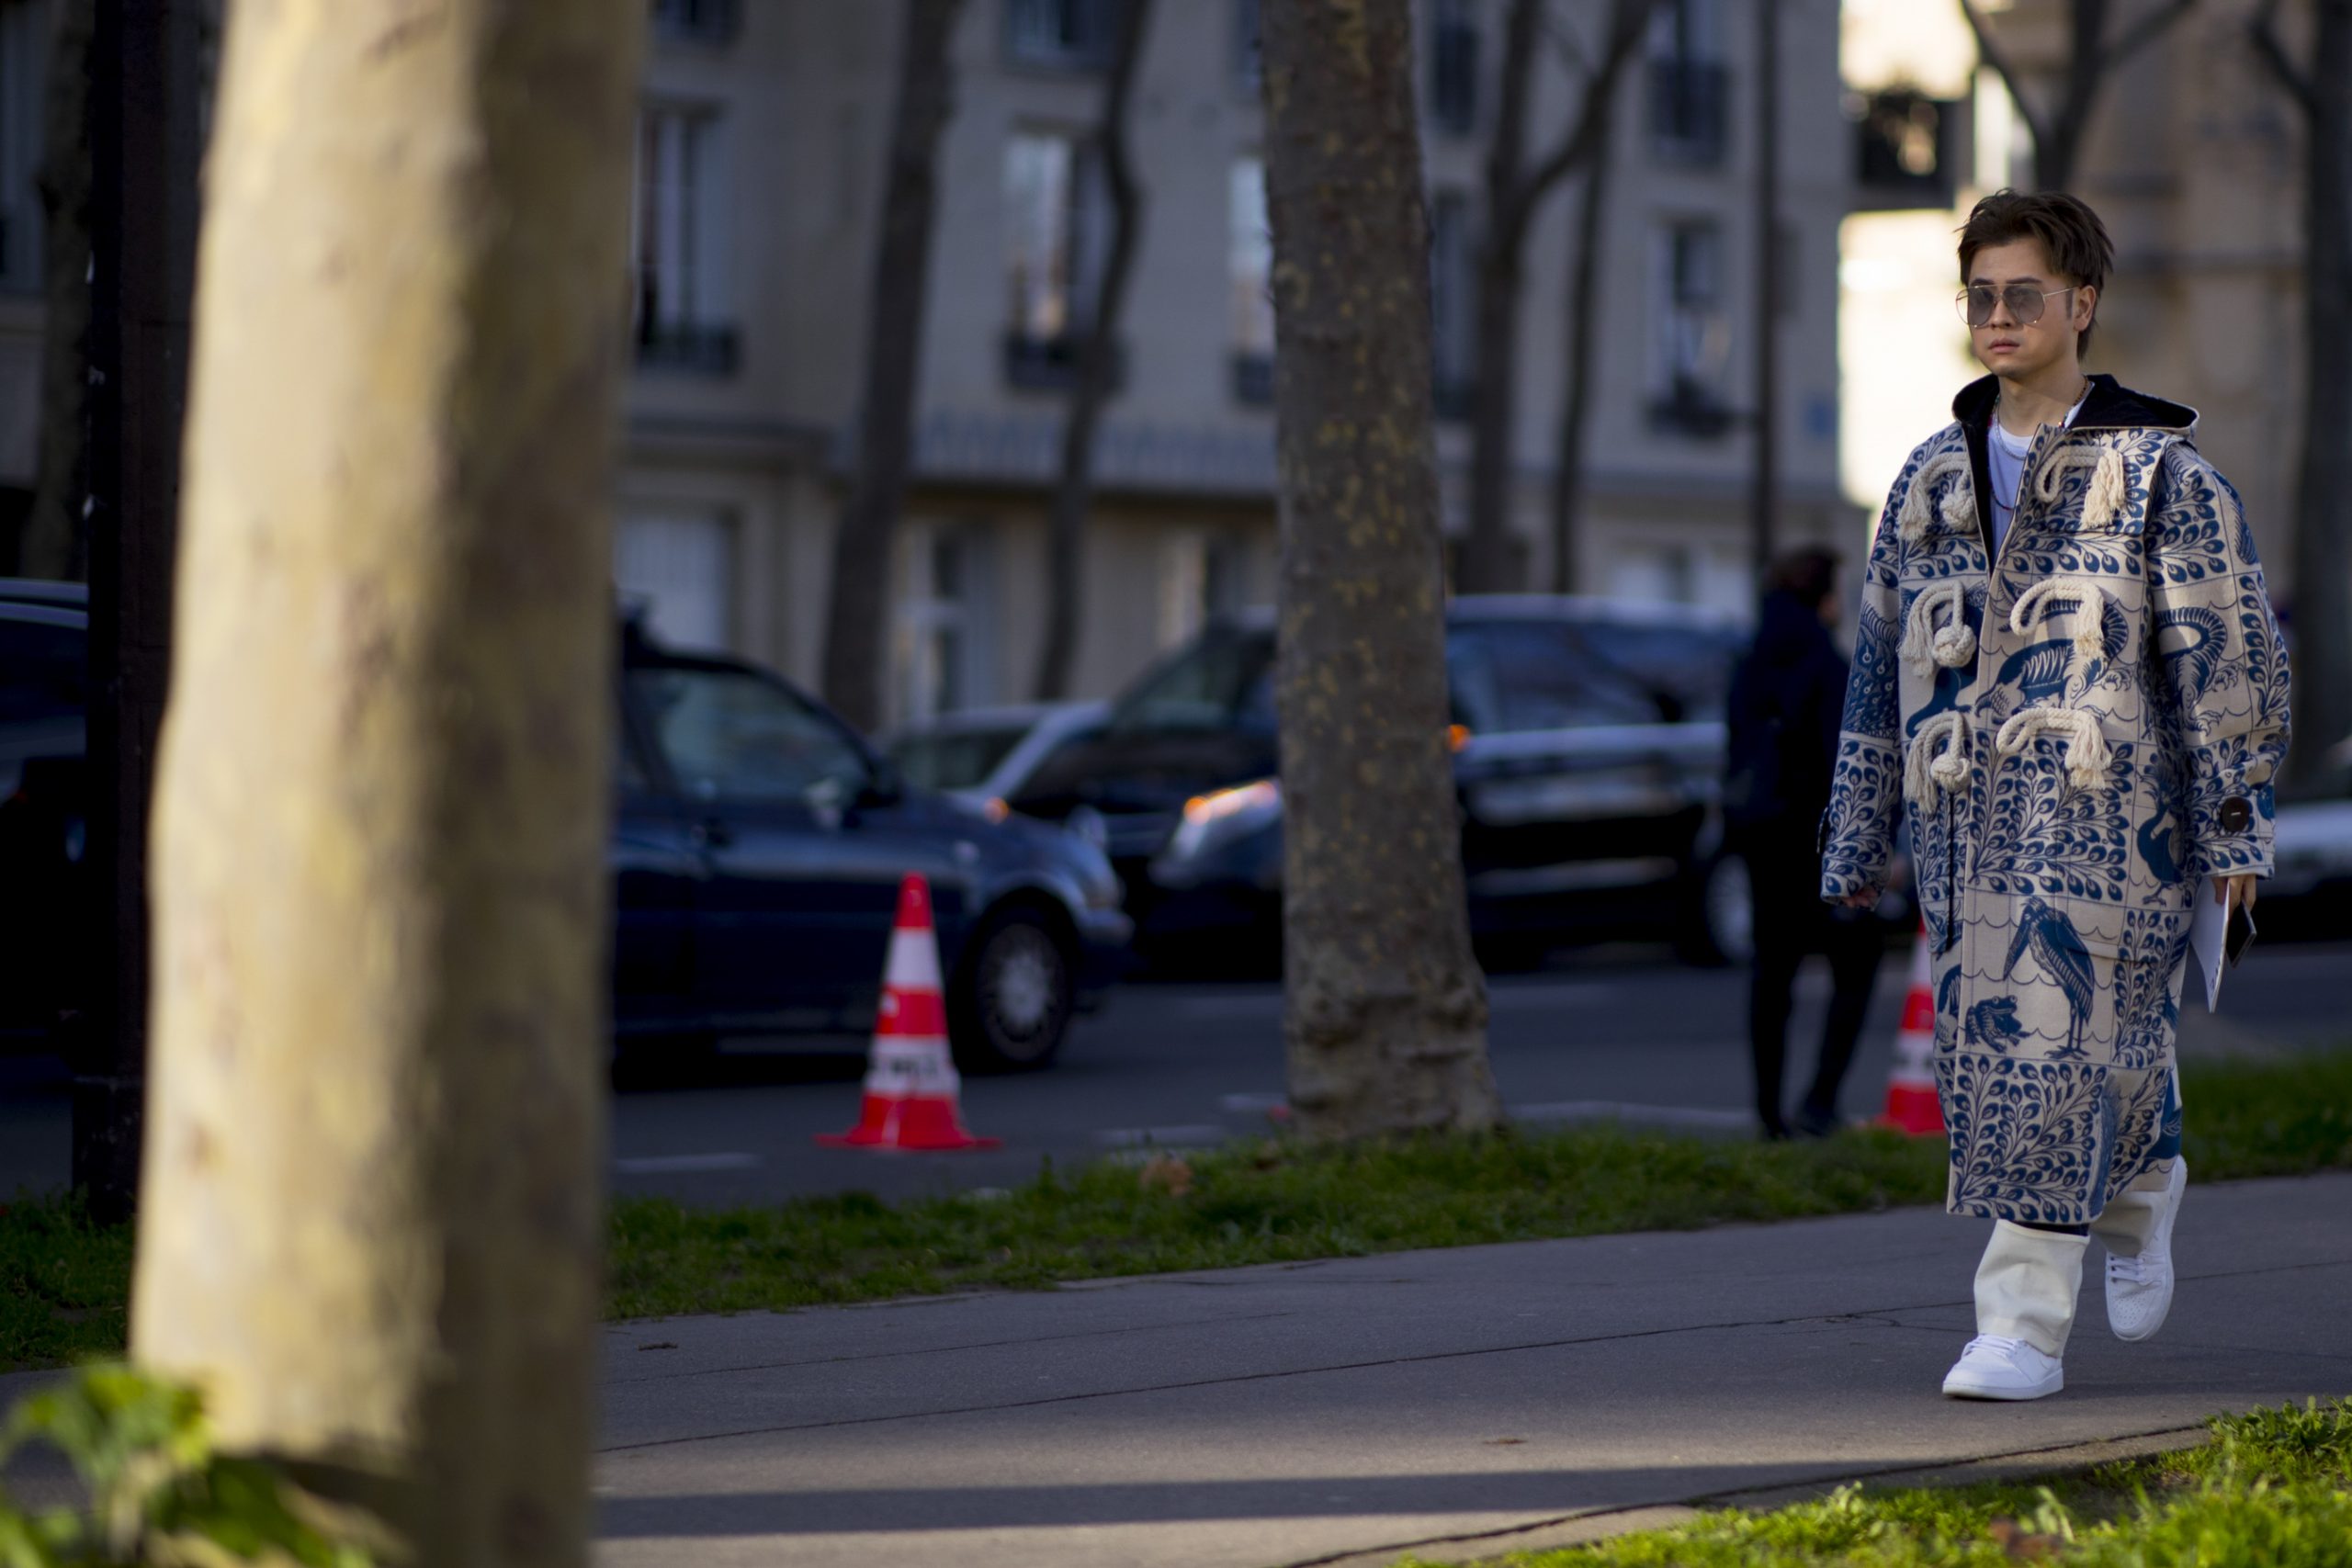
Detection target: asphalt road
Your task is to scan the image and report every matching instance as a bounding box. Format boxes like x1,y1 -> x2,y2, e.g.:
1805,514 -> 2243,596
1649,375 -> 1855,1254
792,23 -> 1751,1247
6,937 -> 2347,1210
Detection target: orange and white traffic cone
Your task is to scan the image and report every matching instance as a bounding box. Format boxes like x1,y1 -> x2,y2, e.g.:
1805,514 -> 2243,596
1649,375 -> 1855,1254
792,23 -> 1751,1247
817,874 -> 1001,1152
1875,923 -> 1944,1135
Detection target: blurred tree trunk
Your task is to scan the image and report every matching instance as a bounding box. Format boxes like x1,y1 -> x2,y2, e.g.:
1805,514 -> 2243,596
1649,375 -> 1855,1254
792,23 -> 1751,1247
1962,0 -> 2196,191
1035,0 -> 1153,703
1459,0 -> 1651,594
1548,102 -> 1615,595
132,5 -> 644,1564
2252,0 -> 2352,778
12,0 -> 94,580
822,0 -> 966,733
1260,0 -> 1498,1140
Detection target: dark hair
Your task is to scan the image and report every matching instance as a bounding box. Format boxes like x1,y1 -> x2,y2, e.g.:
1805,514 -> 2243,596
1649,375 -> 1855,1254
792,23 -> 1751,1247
1764,547 -> 1839,612
1958,188 -> 2113,356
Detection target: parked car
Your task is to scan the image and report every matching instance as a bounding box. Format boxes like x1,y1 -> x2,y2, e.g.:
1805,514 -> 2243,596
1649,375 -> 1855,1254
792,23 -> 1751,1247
0,595 -> 1131,1070
885,700 -> 1107,816
1005,595 -> 1760,964
0,581 -> 90,1045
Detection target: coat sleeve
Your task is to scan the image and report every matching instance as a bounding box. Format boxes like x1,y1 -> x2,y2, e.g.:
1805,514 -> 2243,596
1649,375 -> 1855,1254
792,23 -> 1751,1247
1817,481 -> 1906,901
2147,446 -> 2291,880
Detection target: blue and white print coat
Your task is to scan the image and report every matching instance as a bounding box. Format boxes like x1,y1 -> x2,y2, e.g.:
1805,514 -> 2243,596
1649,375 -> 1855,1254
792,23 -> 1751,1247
1818,375 -> 2291,1224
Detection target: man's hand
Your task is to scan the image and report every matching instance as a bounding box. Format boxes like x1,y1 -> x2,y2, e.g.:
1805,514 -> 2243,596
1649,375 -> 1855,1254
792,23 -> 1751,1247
1838,888 -> 1881,910
2214,873 -> 2259,917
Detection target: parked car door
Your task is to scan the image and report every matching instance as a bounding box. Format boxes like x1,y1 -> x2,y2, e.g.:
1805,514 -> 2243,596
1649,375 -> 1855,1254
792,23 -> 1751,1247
608,687 -> 702,1037
624,658 -> 964,1025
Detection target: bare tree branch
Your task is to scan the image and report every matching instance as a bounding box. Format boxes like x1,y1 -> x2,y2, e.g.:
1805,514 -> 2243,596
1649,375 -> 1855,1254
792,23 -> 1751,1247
2107,0 -> 2197,69
2248,0 -> 2317,119
1961,0 -> 2054,174
1539,0 -> 1594,76
1503,0 -> 1654,242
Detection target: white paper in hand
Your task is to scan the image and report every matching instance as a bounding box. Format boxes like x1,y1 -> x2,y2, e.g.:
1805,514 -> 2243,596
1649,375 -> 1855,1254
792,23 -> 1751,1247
2188,878 -> 2228,1012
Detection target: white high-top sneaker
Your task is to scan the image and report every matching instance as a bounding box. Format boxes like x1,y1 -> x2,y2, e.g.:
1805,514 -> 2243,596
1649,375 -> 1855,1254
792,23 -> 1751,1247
1942,1334 -> 2064,1400
2100,1157 -> 2187,1342
1943,1220 -> 2088,1401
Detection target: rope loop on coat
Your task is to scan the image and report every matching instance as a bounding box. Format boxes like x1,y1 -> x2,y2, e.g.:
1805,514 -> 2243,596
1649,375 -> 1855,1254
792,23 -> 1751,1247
1904,711 -> 1971,809
2008,576 -> 2117,661
1897,450 -> 1974,545
1996,704 -> 2112,792
1898,581 -> 1977,676
2031,442 -> 2130,528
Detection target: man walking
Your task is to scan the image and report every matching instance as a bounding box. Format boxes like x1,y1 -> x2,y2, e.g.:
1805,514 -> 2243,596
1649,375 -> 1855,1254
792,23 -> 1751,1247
1817,190 -> 2290,1400
1724,547 -> 1885,1140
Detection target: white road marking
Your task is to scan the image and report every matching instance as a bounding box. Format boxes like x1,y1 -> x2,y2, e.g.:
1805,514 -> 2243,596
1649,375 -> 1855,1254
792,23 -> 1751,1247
614,1152 -> 764,1175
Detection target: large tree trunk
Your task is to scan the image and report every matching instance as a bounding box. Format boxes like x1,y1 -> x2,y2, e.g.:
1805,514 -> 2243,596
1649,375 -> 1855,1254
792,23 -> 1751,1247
13,0 -> 94,580
2278,0 -> 2352,780
1549,118 -> 1614,595
1259,0 -> 1498,1141
821,0 -> 966,734
132,5 -> 644,1563
1035,0 -> 1153,703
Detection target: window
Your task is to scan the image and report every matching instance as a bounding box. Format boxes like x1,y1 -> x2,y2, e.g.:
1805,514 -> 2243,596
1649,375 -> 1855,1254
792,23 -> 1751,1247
617,511 -> 734,652
1430,0 -> 1480,136
1002,127 -> 1111,389
0,615 -> 85,728
1850,86 -> 1961,211
897,525 -> 993,724
1005,0 -> 1123,70
1232,0 -> 1261,91
1650,220 -> 1731,436
651,0 -> 740,45
0,0 -> 43,290
1229,157 -> 1274,404
1106,627 -> 1276,737
1430,190 -> 1476,422
1647,0 -> 1727,164
630,666 -> 871,807
634,104 -> 737,374
889,724 -> 1033,794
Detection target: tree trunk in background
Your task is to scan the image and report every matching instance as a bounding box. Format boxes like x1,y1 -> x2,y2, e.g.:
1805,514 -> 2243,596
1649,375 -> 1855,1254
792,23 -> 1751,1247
1549,117 -> 1614,595
1035,0 -> 1153,703
821,0 -> 966,733
1259,0 -> 1498,1141
1460,0 -> 1655,594
14,0 -> 94,580
2253,0 -> 2352,781
133,5 -> 644,1564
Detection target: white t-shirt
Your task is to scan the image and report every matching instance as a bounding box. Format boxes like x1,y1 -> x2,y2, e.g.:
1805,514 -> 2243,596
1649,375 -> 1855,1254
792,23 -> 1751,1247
1986,390 -> 2088,558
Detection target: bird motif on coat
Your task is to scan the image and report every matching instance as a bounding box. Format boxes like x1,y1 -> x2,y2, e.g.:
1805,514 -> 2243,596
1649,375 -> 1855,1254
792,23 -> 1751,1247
2154,604 -> 2229,713
2136,803 -> 2185,886
2001,895 -> 2098,1057
1938,964 -> 1962,1021
1993,637 -> 2084,710
1965,996 -> 2025,1053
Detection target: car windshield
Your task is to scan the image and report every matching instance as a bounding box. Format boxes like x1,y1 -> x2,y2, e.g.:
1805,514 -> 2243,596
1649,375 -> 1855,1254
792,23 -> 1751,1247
1104,628 -> 1276,735
0,616 -> 86,727
1446,616 -> 1739,734
891,726 -> 1029,792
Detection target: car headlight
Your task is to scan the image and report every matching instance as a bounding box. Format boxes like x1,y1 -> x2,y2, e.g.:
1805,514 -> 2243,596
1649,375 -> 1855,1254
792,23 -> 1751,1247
1164,778 -> 1283,864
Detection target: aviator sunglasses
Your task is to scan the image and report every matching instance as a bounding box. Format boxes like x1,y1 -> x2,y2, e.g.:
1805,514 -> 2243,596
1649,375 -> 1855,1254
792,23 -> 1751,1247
1955,283 -> 2078,328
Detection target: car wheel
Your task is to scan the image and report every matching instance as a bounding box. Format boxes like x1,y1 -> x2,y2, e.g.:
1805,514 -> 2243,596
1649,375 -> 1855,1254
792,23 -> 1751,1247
950,907 -> 1075,1074
1679,852 -> 1753,967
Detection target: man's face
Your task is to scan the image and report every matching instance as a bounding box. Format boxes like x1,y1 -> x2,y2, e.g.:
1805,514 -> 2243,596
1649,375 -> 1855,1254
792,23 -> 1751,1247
1965,238 -> 2096,381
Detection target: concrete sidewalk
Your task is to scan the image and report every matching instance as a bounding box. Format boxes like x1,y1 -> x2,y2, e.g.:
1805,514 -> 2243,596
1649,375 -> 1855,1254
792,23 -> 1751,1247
594,1170 -> 2352,1567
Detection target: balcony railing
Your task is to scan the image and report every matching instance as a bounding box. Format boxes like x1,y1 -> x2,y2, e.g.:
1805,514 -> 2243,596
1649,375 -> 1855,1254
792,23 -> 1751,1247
1004,0 -> 1125,71
1851,87 -> 1962,212
1649,376 -> 1736,439
1003,331 -> 1126,393
650,0 -> 740,46
637,321 -> 741,376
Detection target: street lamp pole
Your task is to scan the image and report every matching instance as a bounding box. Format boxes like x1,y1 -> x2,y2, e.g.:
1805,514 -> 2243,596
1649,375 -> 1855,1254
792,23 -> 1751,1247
1750,0 -> 1781,582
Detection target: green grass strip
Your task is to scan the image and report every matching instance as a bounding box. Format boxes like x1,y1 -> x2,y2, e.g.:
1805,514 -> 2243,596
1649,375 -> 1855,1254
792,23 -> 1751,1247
7,1048 -> 2352,1370
1439,1398 -> 2352,1567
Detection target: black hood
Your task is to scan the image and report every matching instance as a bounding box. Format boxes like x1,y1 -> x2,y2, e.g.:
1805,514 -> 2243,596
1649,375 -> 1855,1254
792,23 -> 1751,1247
1951,372 -> 2198,435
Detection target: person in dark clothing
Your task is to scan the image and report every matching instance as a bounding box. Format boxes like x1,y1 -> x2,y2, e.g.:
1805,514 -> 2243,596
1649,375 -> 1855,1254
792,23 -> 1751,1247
1724,547 -> 1886,1139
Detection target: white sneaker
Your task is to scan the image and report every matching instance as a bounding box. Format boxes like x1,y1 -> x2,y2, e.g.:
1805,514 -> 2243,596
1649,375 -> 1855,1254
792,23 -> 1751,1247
2107,1157 -> 2187,1342
1942,1334 -> 2064,1400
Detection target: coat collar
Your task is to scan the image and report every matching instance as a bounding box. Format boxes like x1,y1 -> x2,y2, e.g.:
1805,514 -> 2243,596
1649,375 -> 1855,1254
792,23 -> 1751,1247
1951,373 -> 2199,438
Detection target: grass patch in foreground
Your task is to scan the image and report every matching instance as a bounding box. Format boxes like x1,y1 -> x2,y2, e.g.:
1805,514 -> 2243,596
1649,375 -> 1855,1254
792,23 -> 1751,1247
7,1047 -> 2352,1368
1436,1398 -> 2352,1567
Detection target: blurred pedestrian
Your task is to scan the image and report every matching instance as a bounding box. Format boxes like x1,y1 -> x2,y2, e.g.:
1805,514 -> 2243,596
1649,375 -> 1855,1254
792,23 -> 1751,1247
1724,547 -> 1883,1142
1817,190 -> 2290,1402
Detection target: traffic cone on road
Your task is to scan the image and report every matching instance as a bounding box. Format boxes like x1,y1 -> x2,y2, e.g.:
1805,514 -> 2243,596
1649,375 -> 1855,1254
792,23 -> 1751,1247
1875,924 -> 1945,1136
818,874 -> 1001,1152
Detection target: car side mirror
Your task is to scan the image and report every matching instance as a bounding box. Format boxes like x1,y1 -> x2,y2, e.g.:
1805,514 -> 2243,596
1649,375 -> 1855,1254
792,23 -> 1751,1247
861,757 -> 905,807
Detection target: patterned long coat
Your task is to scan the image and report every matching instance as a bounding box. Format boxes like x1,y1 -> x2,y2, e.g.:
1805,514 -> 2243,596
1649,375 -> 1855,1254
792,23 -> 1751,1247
1819,375 -> 2291,1224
